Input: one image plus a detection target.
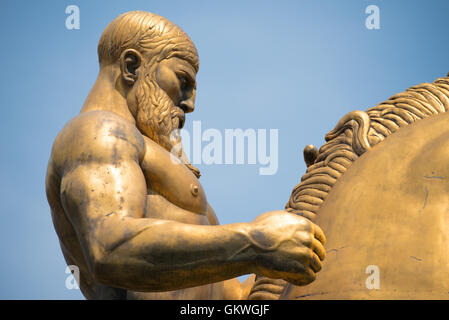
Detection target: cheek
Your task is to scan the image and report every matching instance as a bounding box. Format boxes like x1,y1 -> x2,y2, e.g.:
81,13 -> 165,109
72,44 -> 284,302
156,66 -> 181,103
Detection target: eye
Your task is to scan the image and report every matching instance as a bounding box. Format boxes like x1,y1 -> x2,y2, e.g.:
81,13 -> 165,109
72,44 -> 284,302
176,71 -> 196,90
178,76 -> 188,89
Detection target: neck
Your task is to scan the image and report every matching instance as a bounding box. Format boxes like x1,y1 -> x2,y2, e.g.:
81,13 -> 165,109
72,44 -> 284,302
81,65 -> 135,124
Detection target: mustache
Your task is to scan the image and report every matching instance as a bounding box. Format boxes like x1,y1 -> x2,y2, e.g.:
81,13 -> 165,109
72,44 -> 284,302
171,106 -> 186,128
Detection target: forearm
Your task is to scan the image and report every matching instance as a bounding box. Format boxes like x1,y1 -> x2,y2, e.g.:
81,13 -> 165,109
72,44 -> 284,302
94,217 -> 257,291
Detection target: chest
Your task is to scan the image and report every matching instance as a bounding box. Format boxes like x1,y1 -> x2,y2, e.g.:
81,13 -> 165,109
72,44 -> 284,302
140,136 -> 208,215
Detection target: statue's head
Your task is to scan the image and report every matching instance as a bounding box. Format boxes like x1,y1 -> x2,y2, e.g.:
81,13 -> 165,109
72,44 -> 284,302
98,11 -> 199,152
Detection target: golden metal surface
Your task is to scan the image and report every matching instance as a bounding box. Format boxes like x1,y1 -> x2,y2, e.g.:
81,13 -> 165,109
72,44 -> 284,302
47,9 -> 448,300
280,75 -> 449,299
45,11 -> 326,300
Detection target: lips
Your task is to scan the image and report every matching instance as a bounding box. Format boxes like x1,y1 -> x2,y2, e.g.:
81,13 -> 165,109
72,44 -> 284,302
171,106 -> 186,129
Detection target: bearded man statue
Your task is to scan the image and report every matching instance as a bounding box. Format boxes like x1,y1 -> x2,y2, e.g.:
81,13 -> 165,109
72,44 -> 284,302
45,11 -> 326,300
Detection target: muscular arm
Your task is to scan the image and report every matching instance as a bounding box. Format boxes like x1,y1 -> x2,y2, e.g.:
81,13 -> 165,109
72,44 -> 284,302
205,204 -> 256,299
56,112 -> 259,292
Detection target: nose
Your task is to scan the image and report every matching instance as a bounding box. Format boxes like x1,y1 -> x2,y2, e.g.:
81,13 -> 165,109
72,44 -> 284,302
179,91 -> 196,113
179,88 -> 196,113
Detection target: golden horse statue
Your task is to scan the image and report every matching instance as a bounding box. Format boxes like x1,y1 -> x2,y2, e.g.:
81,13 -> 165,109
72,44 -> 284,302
280,73 -> 449,299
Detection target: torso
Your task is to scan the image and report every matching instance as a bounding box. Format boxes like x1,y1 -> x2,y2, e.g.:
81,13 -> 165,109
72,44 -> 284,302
140,135 -> 208,222
126,136 -> 222,300
47,112 -> 222,299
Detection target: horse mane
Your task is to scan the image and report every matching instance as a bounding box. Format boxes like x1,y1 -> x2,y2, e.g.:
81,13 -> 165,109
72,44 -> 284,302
286,74 -> 449,219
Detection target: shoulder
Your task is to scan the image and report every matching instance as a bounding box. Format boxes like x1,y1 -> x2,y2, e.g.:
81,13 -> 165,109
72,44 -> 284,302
51,111 -> 146,173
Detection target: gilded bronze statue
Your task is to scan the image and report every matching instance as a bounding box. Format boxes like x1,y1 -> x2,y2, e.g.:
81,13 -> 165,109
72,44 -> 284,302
45,11 -> 326,300
46,10 -> 449,300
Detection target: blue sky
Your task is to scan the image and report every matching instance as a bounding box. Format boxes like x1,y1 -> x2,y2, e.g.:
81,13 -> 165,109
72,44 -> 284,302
0,0 -> 448,299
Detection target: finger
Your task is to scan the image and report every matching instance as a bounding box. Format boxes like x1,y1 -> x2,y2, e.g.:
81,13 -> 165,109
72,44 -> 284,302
295,210 -> 315,221
285,267 -> 316,286
311,238 -> 326,261
313,223 -> 326,245
309,251 -> 323,273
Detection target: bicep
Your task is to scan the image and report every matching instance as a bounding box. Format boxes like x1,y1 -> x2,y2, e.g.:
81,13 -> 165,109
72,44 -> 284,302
60,158 -> 147,271
61,159 -> 147,218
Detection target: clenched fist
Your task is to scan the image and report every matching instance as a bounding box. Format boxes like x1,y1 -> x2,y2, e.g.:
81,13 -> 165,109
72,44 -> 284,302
248,210 -> 326,286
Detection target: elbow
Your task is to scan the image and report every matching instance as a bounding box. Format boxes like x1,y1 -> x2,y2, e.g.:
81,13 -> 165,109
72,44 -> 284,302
87,236 -> 129,286
91,252 -> 128,289
87,243 -> 170,291
89,250 -> 115,286
90,252 -> 166,291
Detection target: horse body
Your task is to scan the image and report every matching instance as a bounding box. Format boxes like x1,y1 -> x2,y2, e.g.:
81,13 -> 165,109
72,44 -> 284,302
283,111 -> 449,299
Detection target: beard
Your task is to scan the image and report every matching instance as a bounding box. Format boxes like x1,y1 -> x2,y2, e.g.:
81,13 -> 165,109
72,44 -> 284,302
133,76 -> 201,178
133,74 -> 201,178
134,74 -> 183,157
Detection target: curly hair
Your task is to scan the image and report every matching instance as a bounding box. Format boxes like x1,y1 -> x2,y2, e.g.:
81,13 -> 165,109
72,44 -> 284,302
97,10 -> 199,72
250,73 -> 449,300
286,74 -> 449,219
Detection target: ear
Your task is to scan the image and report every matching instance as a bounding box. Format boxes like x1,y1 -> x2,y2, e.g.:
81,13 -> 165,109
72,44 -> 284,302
120,49 -> 142,86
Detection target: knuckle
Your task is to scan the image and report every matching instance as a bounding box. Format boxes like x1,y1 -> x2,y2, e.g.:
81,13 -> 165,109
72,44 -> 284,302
307,248 -> 315,261
301,232 -> 313,247
300,247 -> 313,263
297,216 -> 312,231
